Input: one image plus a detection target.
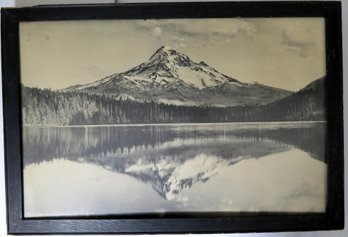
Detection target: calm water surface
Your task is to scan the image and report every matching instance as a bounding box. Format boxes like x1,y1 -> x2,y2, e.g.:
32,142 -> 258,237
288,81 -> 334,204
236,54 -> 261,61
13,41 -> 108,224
22,122 -> 327,217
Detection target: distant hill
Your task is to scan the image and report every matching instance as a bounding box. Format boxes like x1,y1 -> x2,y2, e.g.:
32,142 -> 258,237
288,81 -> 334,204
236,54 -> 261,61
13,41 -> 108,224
253,77 -> 325,121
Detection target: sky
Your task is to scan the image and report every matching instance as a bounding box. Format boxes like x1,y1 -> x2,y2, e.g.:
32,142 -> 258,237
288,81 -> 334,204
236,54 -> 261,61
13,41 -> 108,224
19,18 -> 325,91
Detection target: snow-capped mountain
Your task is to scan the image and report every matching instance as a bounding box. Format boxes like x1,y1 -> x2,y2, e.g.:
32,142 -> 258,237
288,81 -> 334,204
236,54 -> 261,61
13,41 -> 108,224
123,45 -> 240,89
66,46 -> 291,106
124,154 -> 237,200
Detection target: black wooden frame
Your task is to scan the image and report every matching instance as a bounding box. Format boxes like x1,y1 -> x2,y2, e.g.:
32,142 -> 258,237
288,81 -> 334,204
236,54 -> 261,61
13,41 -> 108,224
1,1 -> 344,234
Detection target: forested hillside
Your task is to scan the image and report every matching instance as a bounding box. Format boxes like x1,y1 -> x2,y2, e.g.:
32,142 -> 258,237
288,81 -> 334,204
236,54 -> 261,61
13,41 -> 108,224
245,77 -> 325,121
21,77 -> 325,126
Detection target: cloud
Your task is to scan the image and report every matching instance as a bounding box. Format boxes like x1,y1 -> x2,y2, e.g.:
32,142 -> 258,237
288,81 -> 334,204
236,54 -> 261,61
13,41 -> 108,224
281,31 -> 314,57
152,26 -> 162,38
176,19 -> 257,40
136,19 -> 257,42
174,42 -> 186,49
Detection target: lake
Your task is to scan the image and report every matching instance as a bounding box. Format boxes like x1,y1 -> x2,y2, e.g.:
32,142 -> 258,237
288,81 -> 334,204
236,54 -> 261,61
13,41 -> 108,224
22,122 -> 327,217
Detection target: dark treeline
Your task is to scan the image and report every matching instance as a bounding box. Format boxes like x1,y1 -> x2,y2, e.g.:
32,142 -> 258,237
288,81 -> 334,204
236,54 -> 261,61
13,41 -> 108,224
21,78 -> 325,126
250,77 -> 325,121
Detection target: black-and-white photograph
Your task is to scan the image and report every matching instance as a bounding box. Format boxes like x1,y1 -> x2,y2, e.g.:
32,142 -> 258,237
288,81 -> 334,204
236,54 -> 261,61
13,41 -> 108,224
20,18 -> 327,217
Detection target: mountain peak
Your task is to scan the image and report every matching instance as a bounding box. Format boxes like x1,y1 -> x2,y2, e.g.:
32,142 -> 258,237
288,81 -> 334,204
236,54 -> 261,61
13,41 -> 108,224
150,45 -> 183,60
147,46 -> 194,72
159,45 -> 174,52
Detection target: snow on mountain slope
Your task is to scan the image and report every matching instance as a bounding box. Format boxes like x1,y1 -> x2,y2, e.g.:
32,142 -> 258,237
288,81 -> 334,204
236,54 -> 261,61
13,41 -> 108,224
131,45 -> 239,89
72,75 -> 115,90
66,46 -> 291,106
125,154 -> 232,200
100,45 -> 239,90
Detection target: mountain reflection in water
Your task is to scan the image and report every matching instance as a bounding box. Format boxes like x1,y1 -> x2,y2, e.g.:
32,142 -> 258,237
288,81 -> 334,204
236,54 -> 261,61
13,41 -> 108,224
23,122 -> 326,216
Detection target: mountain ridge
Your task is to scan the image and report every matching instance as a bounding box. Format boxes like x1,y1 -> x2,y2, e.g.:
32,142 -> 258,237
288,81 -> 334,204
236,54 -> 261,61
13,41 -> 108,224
22,77 -> 324,126
65,46 -> 291,107
253,77 -> 325,121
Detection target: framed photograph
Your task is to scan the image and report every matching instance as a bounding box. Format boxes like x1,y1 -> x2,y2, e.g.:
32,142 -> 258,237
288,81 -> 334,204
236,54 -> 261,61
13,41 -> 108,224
1,1 -> 343,234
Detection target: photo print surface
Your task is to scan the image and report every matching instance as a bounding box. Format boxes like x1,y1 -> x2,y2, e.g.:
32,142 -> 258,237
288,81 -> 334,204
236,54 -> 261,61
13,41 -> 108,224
20,18 -> 327,217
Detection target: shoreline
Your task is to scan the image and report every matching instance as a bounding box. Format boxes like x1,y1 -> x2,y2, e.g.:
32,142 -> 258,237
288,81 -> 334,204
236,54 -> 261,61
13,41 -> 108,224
23,120 -> 326,128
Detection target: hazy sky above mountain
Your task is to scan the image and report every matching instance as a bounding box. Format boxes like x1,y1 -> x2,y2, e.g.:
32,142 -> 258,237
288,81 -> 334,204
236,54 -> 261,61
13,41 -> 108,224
20,18 -> 325,91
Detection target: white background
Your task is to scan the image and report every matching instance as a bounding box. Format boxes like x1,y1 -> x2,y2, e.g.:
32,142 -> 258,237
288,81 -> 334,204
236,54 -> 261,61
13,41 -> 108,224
0,0 -> 346,236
